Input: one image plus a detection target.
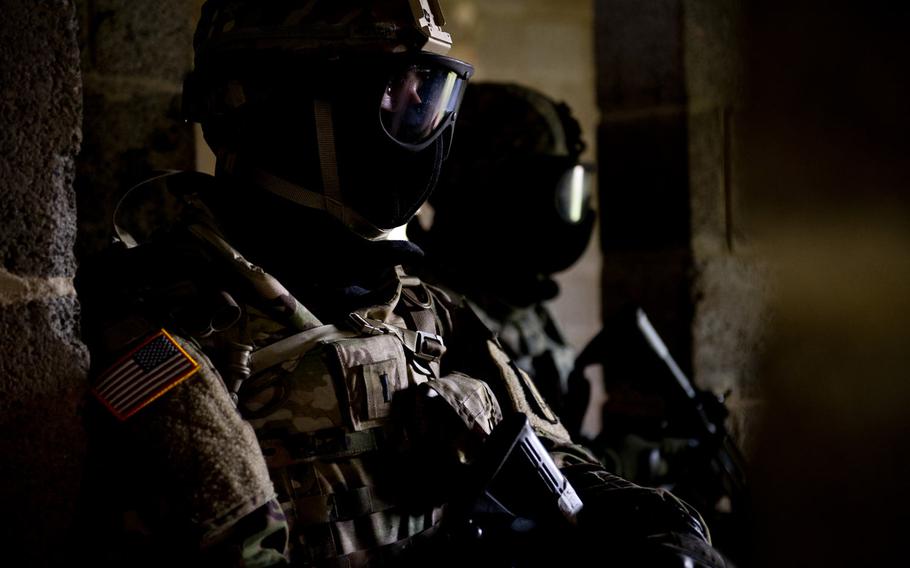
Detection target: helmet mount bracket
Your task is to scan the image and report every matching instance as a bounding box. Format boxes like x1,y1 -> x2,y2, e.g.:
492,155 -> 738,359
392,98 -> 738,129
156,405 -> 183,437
409,0 -> 453,54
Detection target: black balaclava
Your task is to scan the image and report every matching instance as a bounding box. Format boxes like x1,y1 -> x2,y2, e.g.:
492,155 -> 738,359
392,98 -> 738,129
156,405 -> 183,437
201,58 -> 450,236
204,177 -> 426,322
196,61 -> 450,318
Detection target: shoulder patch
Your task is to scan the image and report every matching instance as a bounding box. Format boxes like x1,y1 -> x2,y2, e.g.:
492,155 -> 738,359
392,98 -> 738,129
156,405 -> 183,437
92,330 -> 201,421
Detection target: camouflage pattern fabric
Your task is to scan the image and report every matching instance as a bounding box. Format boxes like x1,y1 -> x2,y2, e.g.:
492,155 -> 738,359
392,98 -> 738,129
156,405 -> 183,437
205,272 -> 481,566
76,172 -> 726,567
193,0 -> 452,66
205,500 -> 291,567
468,298 -> 576,418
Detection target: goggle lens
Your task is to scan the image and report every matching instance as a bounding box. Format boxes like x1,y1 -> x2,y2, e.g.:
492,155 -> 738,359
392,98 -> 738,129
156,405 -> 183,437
380,65 -> 467,147
555,165 -> 595,224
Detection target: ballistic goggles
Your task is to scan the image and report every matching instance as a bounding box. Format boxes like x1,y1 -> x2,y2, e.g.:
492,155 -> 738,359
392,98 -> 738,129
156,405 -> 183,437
554,163 -> 596,225
483,154 -> 595,225
377,54 -> 474,151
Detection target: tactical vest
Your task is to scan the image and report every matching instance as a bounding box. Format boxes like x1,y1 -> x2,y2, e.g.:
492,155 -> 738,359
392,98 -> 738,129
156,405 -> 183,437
196,272 -> 500,566
85,173 -> 564,566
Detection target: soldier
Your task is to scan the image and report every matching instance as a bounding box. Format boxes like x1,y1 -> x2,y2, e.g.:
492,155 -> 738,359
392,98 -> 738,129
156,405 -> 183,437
75,2 -> 729,566
409,82 -> 595,429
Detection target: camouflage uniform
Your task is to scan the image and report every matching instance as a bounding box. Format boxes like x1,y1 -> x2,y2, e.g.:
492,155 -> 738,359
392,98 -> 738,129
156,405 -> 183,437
448,290 -> 577,421
77,172 -> 554,564
76,172 -> 726,567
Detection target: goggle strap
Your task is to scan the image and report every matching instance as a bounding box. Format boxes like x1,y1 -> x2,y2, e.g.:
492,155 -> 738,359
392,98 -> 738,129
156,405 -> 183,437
313,99 -> 343,215
441,122 -> 455,161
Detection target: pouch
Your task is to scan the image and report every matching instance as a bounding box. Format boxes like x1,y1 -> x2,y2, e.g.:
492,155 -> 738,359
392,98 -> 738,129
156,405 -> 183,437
329,334 -> 410,431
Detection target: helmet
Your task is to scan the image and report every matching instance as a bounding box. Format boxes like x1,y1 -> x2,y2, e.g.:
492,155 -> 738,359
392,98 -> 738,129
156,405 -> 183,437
413,82 -> 596,304
183,0 -> 473,239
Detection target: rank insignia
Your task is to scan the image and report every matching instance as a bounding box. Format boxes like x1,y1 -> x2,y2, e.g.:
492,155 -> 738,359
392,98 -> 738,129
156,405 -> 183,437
92,330 -> 200,420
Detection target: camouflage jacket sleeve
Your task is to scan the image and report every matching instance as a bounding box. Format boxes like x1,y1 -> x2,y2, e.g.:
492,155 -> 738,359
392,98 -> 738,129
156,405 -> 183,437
432,286 -> 730,567
78,330 -> 289,566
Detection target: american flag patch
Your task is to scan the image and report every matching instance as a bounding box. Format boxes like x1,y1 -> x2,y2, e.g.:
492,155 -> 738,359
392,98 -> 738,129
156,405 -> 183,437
92,330 -> 200,420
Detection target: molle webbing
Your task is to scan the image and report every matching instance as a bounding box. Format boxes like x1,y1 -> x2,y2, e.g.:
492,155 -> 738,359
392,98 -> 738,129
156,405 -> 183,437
238,279 -> 454,565
272,455 -> 445,567
294,508 -> 444,567
293,486 -> 397,527
259,427 -> 389,465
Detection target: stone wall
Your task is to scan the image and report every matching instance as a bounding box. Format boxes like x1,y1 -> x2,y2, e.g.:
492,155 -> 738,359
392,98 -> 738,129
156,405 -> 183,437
595,0 -> 767,447
445,1 -> 768,444
683,0 -> 766,446
596,0 -> 696,379
0,1 -> 201,562
0,1 -> 89,564
74,0 -> 199,258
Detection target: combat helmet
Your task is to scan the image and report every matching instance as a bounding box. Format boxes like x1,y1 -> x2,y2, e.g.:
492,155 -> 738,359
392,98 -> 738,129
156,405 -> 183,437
184,0 -> 474,240
414,82 -> 596,304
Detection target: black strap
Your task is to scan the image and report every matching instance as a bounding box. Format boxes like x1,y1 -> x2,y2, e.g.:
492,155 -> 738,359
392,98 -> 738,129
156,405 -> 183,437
399,284 -> 441,337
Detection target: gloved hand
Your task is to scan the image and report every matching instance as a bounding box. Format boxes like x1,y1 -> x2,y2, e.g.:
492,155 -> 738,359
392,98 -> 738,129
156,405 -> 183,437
562,464 -> 734,568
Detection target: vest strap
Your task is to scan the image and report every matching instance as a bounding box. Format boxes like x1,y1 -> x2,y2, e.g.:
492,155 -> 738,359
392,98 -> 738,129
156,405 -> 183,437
250,324 -> 358,375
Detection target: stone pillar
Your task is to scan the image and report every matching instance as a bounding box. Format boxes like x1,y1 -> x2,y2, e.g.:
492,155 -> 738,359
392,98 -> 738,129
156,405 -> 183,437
595,0 -> 766,447
683,0 -> 766,447
0,1 -> 89,564
595,0 -> 695,375
74,0 -> 199,258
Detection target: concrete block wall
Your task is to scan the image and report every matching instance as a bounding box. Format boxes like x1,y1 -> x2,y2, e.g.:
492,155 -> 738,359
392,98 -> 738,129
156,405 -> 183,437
596,0 -> 695,376
0,1 -> 201,561
596,0 -> 768,448
447,1 -> 768,444
74,0 -> 198,257
683,0 -> 767,447
0,1 -> 89,563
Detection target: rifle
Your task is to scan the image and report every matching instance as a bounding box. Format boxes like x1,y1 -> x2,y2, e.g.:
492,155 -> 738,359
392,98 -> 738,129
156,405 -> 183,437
442,412 -> 583,566
565,307 -> 749,562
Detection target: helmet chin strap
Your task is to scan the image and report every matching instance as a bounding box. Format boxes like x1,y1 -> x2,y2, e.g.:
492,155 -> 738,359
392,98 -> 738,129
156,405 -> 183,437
247,167 -> 396,241
312,99 -> 345,222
